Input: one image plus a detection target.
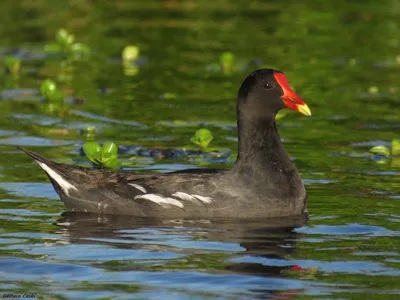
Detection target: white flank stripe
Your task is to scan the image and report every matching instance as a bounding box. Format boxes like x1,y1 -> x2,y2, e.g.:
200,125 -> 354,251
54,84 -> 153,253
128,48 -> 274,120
135,194 -> 183,208
172,192 -> 212,204
172,192 -> 196,202
128,183 -> 147,193
37,162 -> 77,196
192,194 -> 212,203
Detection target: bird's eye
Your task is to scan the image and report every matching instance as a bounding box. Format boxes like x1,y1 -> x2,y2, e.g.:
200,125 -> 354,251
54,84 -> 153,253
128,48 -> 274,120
262,83 -> 273,90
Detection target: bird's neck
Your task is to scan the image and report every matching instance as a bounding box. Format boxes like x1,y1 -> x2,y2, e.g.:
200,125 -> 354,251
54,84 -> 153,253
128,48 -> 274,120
233,115 -> 293,174
229,114 -> 306,209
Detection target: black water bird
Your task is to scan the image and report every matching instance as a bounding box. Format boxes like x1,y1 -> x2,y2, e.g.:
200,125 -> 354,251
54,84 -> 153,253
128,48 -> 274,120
20,69 -> 312,218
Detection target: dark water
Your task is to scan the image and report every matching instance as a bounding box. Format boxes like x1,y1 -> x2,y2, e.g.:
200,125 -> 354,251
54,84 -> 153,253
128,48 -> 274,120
0,0 -> 399,299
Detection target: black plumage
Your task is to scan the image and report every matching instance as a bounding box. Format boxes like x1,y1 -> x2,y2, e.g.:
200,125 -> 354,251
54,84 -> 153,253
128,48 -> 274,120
20,69 -> 311,218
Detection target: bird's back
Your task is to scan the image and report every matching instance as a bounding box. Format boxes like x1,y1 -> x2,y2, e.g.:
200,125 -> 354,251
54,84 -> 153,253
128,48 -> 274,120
20,148 -> 306,218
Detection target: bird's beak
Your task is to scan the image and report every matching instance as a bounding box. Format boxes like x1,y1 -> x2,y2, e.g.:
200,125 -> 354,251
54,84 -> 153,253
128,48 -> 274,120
296,103 -> 312,116
274,72 -> 312,116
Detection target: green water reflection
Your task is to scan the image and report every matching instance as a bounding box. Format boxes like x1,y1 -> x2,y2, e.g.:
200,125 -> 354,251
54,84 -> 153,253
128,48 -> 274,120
0,0 -> 399,298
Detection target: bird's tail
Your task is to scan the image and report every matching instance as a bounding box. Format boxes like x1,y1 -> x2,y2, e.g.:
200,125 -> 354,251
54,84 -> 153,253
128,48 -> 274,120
18,147 -> 85,197
19,147 -> 59,166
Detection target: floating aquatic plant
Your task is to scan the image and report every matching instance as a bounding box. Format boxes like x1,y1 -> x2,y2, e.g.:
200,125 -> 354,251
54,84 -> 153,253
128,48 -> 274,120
207,52 -> 263,75
219,51 -> 235,74
369,139 -> 400,167
160,92 -> 177,100
3,56 -> 21,76
44,28 -> 91,59
369,139 -> 400,157
190,128 -> 213,152
83,141 -> 121,170
81,126 -> 96,141
40,79 -> 64,102
122,45 -> 140,76
206,51 -> 237,74
369,145 -> 391,157
122,45 -> 140,62
392,139 -> 400,156
226,154 -> 237,164
39,79 -> 68,115
368,86 -> 379,94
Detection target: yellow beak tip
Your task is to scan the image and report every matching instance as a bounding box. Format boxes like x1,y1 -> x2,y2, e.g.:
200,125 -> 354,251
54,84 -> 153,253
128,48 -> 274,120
297,104 -> 312,116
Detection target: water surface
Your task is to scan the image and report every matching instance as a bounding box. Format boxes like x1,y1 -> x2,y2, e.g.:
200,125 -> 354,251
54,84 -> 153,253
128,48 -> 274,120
0,0 -> 399,299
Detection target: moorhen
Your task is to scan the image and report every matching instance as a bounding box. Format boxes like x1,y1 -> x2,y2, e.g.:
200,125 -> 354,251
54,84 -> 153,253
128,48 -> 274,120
20,69 -> 311,218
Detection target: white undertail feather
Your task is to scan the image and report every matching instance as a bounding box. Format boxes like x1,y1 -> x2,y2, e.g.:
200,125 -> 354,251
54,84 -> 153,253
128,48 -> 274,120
134,194 -> 184,208
37,162 -> 77,196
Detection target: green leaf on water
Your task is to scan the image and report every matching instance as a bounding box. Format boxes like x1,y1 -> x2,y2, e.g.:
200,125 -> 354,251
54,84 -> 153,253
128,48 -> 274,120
190,128 -> 214,152
71,43 -> 92,60
83,141 -> 120,169
82,126 -> 96,141
56,28 -> 74,48
226,154 -> 237,164
101,142 -> 118,162
368,86 -> 379,94
71,43 -> 91,54
49,90 -> 64,103
220,51 -> 235,65
219,51 -> 235,74
83,141 -> 102,164
122,45 -> 140,62
40,79 -> 57,97
391,139 -> 400,156
369,145 -> 390,157
102,158 -> 121,170
101,142 -> 120,169
40,79 -> 64,103
4,56 -> 21,75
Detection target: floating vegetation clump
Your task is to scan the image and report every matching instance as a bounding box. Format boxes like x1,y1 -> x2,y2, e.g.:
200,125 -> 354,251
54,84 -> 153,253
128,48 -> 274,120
44,28 -> 91,60
369,139 -> 400,157
190,128 -> 214,152
39,79 -> 68,115
3,56 -> 21,76
83,141 -> 121,170
369,139 -> 400,167
122,45 -> 141,76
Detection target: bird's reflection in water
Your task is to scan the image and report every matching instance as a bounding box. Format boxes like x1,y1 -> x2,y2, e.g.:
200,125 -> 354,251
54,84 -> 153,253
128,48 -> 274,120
56,213 -> 308,297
